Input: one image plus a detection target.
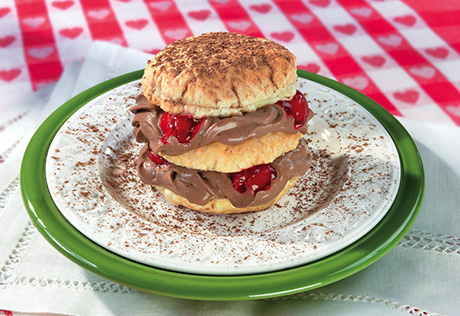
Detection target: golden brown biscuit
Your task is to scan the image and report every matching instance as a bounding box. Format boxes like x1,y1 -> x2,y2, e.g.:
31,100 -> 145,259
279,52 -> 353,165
160,132 -> 303,173
156,177 -> 298,214
142,32 -> 297,118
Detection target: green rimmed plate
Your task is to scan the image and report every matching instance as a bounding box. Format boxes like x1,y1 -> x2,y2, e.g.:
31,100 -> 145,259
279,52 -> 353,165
21,69 -> 424,300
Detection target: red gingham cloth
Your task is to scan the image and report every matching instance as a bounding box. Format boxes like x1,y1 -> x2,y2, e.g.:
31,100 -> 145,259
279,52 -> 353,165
1,0 -> 460,126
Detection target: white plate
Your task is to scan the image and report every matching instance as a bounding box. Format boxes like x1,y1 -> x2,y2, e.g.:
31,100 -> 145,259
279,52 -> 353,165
46,78 -> 400,275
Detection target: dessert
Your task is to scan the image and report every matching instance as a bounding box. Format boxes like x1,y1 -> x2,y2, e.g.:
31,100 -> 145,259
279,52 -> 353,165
131,32 -> 314,214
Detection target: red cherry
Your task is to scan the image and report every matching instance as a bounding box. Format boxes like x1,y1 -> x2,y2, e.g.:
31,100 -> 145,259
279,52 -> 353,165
160,112 -> 204,144
277,90 -> 309,129
247,164 -> 276,192
148,147 -> 169,165
231,164 -> 277,195
232,172 -> 247,193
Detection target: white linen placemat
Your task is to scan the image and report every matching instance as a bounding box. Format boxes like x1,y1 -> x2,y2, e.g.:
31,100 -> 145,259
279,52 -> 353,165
1,41 -> 459,316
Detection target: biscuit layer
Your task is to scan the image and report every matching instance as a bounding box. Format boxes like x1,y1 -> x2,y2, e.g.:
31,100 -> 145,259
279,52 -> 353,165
142,32 -> 297,118
161,132 -> 303,173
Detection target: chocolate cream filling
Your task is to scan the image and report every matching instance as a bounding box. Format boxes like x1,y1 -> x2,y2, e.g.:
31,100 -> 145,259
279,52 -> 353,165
136,139 -> 312,208
131,94 -> 311,156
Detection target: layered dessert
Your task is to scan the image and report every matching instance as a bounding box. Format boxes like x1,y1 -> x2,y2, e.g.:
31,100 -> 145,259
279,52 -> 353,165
131,32 -> 313,214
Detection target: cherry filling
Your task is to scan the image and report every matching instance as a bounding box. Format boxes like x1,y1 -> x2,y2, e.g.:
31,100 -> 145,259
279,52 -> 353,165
276,90 -> 309,129
231,164 -> 277,195
160,112 -> 204,144
148,147 -> 170,166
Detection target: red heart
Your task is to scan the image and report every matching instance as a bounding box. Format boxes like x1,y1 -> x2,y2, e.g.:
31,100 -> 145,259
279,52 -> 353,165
249,4 -> 272,14
0,35 -> 15,48
271,31 -> 294,43
393,15 -> 416,26
52,0 -> 74,10
309,0 -> 330,8
188,9 -> 211,21
0,68 -> 21,82
394,90 -> 419,104
425,47 -> 449,59
333,23 -> 357,35
125,19 -> 148,30
0,7 -> 11,18
362,55 -> 385,67
298,63 -> 320,74
59,27 -> 83,39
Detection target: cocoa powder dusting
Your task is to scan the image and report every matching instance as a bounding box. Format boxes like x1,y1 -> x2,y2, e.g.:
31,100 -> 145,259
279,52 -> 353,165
151,32 -> 294,79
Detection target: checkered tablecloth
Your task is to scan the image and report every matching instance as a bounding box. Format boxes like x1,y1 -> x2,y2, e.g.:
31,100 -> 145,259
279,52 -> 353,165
1,0 -> 460,126
1,1 -> 460,315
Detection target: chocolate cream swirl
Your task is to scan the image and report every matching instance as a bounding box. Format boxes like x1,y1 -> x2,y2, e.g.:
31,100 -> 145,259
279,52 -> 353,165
131,94 -> 311,156
136,138 -> 312,208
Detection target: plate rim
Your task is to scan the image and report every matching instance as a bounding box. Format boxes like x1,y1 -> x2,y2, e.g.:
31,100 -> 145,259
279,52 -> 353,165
20,69 -> 425,301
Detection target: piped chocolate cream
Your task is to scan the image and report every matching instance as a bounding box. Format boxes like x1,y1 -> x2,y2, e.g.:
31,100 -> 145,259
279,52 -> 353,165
136,138 -> 312,208
131,94 -> 312,157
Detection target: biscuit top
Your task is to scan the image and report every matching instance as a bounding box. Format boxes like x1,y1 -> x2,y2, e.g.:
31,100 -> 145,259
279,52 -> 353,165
142,32 -> 298,118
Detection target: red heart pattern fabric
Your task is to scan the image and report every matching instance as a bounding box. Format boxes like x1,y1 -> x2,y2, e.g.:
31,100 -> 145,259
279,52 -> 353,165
0,0 -> 459,125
